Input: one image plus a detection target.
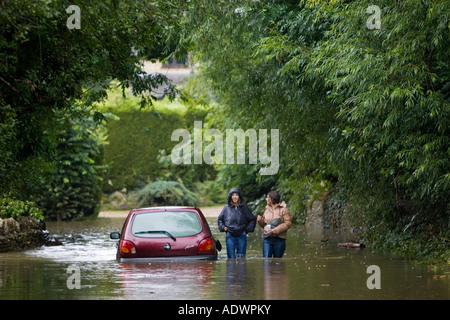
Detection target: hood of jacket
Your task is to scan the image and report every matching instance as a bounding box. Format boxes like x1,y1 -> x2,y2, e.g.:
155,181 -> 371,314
227,187 -> 244,205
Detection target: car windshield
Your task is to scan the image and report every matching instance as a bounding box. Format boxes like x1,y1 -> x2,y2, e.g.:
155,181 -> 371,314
131,211 -> 203,238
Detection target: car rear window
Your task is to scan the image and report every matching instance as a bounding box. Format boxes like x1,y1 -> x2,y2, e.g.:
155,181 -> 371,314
131,211 -> 203,238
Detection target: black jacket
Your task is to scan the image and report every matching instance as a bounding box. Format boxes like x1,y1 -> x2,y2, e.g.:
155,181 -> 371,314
218,188 -> 256,236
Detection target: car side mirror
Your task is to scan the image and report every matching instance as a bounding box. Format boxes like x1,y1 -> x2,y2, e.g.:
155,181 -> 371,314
110,232 -> 121,240
215,239 -> 222,252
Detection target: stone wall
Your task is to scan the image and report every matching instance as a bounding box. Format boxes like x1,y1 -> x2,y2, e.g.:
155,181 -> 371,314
304,182 -> 366,242
0,217 -> 47,252
305,200 -> 324,237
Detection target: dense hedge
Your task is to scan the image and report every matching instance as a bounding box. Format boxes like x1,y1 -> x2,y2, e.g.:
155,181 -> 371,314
99,95 -> 212,194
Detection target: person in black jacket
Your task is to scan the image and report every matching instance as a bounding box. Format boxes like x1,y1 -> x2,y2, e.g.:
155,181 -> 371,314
218,188 -> 256,258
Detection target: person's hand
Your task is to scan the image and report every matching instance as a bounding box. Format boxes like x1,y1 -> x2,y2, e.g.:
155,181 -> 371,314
224,226 -> 228,232
257,215 -> 263,223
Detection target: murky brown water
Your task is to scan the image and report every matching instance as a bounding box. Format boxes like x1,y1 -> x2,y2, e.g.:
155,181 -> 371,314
0,217 -> 448,300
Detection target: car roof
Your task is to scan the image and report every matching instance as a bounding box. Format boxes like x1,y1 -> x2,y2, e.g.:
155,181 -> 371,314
129,206 -> 202,215
132,206 -> 198,211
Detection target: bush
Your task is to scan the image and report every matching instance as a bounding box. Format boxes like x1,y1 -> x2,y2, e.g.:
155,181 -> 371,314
136,180 -> 198,207
192,180 -> 228,206
0,197 -> 44,222
36,107 -> 104,221
97,91 -> 211,194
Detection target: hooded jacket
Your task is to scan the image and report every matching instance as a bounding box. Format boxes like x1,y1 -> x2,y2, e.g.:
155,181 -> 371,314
218,188 -> 256,237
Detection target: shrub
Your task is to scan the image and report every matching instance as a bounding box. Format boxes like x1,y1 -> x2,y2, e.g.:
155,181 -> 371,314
98,92 -> 211,194
192,180 -> 228,206
136,180 -> 198,207
0,197 -> 44,222
36,107 -> 104,221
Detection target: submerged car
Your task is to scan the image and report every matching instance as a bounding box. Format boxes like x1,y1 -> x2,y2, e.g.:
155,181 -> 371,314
110,206 -> 220,261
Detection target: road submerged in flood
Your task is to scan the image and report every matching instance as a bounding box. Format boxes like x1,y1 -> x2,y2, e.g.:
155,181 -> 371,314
0,216 -> 448,300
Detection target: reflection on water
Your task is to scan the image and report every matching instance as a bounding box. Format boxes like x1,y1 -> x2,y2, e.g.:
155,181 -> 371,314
117,260 -> 217,300
0,217 -> 448,300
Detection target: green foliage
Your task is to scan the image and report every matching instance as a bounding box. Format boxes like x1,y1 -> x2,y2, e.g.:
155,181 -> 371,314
298,0 -> 450,207
96,87 -> 225,207
97,88 -> 213,193
192,180 -> 228,206
0,0 -> 447,261
136,180 -> 198,207
101,108 -> 186,192
278,165 -> 332,224
157,149 -> 218,194
36,106 -> 105,221
178,0 -> 336,210
215,162 -> 277,205
0,197 -> 44,222
0,0 -> 180,210
177,0 -> 450,262
363,208 -> 450,264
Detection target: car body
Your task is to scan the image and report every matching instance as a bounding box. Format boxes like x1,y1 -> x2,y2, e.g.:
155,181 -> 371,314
110,206 -> 220,262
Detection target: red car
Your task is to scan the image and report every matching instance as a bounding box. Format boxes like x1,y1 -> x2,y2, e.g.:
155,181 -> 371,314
110,206 -> 220,261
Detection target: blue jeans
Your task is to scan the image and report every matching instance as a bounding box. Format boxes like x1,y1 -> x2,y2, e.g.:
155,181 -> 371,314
225,232 -> 247,259
263,236 -> 286,258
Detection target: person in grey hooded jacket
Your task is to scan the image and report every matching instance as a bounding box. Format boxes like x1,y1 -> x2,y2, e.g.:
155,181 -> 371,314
218,188 -> 256,258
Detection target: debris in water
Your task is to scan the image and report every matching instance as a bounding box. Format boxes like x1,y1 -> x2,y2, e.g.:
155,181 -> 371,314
337,242 -> 365,248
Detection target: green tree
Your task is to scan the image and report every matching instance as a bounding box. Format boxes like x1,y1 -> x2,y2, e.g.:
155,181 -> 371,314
0,0 -> 180,210
177,0 -> 336,214
36,106 -> 105,221
177,0 -> 449,261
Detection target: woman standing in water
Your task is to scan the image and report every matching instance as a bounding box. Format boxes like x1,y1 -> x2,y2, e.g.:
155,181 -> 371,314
257,190 -> 292,258
218,188 -> 256,259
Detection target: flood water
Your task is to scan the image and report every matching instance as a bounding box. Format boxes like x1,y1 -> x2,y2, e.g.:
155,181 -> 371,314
0,216 -> 448,300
